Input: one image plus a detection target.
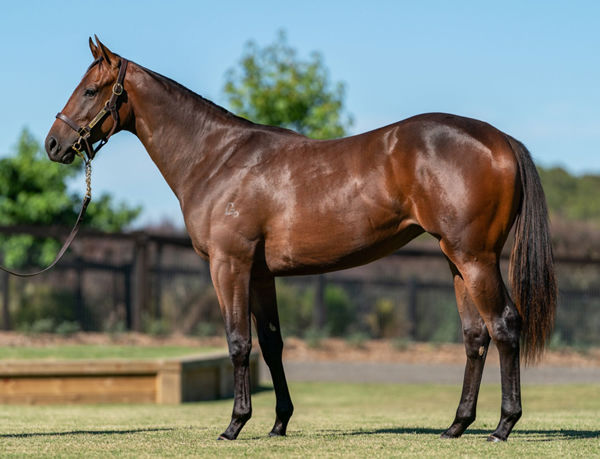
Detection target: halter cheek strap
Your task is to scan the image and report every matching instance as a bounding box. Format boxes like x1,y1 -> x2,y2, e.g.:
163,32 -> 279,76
56,58 -> 129,161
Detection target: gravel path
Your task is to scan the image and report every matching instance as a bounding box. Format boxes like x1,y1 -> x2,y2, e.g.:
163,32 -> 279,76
261,360 -> 600,385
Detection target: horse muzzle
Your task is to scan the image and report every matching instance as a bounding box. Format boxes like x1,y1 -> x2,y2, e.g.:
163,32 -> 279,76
45,134 -> 77,164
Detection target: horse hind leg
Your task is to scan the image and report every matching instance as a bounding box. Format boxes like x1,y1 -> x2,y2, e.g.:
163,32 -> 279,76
442,248 -> 522,441
441,260 -> 491,439
250,266 -> 294,436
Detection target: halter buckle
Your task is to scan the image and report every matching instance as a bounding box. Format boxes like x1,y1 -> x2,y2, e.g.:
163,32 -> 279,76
72,140 -> 86,160
112,83 -> 123,96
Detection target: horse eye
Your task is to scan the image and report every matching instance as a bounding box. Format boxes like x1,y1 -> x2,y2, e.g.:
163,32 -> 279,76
84,88 -> 98,98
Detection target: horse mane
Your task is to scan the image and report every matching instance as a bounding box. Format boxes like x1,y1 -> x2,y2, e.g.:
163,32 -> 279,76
138,63 -> 256,127
133,61 -> 304,138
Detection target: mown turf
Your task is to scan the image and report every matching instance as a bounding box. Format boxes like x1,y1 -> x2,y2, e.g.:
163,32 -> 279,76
0,382 -> 597,457
0,345 -> 223,360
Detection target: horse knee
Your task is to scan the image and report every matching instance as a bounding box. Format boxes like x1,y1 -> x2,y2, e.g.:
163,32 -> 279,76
228,334 -> 252,366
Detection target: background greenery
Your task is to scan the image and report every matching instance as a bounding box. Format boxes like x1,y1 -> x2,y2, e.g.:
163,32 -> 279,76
223,30 -> 353,140
0,129 -> 140,269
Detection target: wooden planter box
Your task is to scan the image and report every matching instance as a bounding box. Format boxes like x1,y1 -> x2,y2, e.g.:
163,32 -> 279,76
0,351 -> 260,404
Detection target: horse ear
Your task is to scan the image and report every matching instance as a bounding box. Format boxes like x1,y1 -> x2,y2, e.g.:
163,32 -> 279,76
94,35 -> 119,68
89,37 -> 100,60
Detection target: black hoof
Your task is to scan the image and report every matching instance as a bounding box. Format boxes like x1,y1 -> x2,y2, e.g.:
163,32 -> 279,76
218,434 -> 233,441
440,432 -> 459,439
269,430 -> 286,437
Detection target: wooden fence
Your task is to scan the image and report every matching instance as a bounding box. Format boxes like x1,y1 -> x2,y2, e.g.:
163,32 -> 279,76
0,225 -> 599,342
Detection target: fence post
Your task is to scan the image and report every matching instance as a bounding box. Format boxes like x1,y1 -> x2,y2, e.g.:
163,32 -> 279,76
132,233 -> 149,332
124,265 -> 133,330
74,255 -> 86,330
408,276 -> 418,340
1,271 -> 10,331
154,242 -> 163,320
313,275 -> 327,330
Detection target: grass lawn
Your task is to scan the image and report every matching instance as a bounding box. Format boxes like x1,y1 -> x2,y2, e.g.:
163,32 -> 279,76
0,345 -> 224,360
0,382 -> 597,457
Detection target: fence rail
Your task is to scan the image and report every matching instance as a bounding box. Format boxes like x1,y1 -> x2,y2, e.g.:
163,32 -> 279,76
0,225 -> 599,344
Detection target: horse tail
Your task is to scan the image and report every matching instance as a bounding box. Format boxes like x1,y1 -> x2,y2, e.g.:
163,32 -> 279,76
506,135 -> 557,364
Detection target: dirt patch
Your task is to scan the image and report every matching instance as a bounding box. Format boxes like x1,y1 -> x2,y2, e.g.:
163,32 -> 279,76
282,337 -> 600,368
0,332 -> 597,368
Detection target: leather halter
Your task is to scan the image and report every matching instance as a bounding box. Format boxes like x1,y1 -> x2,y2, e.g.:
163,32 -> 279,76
56,58 -> 129,161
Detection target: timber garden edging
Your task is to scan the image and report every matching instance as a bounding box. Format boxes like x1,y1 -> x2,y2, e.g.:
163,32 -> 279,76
0,351 -> 260,404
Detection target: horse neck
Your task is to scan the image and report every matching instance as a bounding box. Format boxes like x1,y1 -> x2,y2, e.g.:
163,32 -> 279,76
124,63 -> 251,202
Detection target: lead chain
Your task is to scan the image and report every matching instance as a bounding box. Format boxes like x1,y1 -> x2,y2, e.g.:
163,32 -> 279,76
85,160 -> 92,199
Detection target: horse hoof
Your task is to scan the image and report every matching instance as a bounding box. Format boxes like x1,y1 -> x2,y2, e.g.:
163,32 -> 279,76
269,430 -> 286,437
440,432 -> 458,439
217,434 -> 232,441
487,434 -> 505,442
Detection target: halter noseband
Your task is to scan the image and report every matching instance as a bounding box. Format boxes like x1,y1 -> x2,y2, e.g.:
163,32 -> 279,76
56,58 -> 129,161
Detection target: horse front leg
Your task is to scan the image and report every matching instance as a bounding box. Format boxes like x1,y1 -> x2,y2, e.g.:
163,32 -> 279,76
250,265 -> 294,436
210,255 -> 253,440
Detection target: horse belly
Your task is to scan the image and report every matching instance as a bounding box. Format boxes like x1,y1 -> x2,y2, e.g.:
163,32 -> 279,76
264,211 -> 421,276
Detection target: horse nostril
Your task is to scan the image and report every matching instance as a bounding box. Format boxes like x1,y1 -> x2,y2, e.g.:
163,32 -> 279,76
45,136 -> 60,155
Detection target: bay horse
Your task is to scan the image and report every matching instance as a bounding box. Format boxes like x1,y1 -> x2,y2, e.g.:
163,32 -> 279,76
45,37 -> 556,442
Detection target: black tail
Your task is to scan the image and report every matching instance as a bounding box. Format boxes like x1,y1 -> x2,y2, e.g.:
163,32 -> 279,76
507,136 -> 557,364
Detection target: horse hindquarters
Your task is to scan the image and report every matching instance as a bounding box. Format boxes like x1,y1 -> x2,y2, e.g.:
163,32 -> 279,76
435,134 -> 554,441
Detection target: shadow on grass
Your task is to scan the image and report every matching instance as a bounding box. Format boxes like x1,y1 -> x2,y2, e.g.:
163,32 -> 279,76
318,427 -> 600,441
0,427 -> 174,438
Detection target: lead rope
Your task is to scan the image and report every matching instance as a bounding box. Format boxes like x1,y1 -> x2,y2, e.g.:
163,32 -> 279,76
85,158 -> 92,199
0,158 -> 92,277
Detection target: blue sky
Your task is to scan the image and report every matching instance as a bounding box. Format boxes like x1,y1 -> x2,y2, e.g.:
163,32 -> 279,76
1,1 -> 598,227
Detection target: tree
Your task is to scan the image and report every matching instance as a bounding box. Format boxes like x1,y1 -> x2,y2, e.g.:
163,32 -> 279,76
223,30 -> 353,139
0,128 -> 141,268
537,165 -> 600,223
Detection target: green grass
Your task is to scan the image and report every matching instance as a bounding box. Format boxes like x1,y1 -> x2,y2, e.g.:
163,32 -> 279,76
0,345 -> 223,360
0,382 -> 597,457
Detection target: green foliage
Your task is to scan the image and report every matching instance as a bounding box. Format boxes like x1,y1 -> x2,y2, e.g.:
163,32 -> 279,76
304,326 -> 327,348
366,297 -> 403,338
13,283 -> 78,331
0,128 -> 141,268
54,320 -> 81,336
144,317 -> 170,336
193,322 -> 218,337
538,165 -> 600,223
345,330 -> 369,348
275,280 -> 357,338
274,280 -> 314,337
414,290 -> 460,343
223,30 -> 353,139
324,284 -> 356,336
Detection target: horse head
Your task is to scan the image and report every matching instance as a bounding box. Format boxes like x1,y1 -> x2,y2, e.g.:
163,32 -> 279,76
45,36 -> 129,164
